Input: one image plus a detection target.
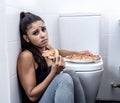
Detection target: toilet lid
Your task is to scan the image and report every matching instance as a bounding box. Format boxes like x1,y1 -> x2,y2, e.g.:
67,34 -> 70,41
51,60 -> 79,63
65,59 -> 103,72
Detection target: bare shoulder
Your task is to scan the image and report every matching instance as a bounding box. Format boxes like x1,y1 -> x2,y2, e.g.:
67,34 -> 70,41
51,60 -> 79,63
18,50 -> 34,62
17,50 -> 35,71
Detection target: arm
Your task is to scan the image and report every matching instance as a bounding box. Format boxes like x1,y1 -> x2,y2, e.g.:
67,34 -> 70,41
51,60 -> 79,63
46,44 -> 80,57
46,44 -> 91,57
58,49 -> 79,57
17,50 -> 56,102
58,49 -> 92,57
17,50 -> 65,102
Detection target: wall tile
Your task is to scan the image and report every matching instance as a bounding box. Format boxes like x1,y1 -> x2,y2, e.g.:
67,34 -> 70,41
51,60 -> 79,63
5,6 -> 22,42
100,35 -> 109,57
6,0 -> 41,12
8,41 -> 21,77
0,0 -> 5,7
10,75 -> 22,103
0,49 -> 10,102
0,4 -> 6,45
41,0 -> 101,13
108,35 -> 120,64
0,3 -> 10,103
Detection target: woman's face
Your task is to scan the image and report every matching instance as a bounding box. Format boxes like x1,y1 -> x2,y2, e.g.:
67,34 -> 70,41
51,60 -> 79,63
25,20 -> 49,49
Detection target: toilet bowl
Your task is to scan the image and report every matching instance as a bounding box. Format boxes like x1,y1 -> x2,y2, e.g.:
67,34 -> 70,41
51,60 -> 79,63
65,59 -> 104,103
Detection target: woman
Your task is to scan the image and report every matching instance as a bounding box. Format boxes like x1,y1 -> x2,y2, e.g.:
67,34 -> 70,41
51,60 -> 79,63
17,12 -> 87,103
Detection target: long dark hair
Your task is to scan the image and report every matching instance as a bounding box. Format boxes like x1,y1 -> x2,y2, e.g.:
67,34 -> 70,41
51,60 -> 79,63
19,12 -> 48,72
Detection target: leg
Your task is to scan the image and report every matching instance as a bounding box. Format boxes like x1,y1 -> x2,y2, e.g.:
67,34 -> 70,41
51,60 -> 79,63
39,73 -> 74,103
63,69 -> 86,103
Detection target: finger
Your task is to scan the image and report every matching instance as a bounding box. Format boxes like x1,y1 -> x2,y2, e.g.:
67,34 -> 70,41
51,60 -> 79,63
55,49 -> 59,56
55,55 -> 60,65
59,56 -> 65,68
61,56 -> 65,66
58,55 -> 62,66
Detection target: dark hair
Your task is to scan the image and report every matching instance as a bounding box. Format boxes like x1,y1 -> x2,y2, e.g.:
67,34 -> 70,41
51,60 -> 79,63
19,12 -> 48,72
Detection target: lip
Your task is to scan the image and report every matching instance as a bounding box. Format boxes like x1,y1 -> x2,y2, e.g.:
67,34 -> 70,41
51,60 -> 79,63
41,39 -> 48,44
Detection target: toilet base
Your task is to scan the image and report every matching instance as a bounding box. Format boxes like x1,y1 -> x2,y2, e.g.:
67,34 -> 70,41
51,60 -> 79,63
77,69 -> 103,103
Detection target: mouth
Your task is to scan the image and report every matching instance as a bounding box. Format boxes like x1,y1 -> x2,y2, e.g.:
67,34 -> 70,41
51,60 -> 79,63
41,39 -> 48,45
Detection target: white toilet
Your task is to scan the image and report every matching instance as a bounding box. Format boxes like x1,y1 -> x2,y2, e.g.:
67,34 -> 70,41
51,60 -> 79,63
59,12 -> 104,103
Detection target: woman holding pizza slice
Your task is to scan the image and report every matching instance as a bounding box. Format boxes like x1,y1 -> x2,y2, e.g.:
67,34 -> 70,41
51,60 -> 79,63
17,11 -> 89,103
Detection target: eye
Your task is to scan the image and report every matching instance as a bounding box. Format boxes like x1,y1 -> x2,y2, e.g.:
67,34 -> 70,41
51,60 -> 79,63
33,29 -> 39,35
41,26 -> 46,32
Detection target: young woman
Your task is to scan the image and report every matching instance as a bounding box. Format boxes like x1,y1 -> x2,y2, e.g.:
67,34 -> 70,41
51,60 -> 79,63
17,12 -> 87,103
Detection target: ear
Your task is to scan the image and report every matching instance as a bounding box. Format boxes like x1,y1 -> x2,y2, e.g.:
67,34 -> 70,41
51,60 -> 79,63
23,35 -> 30,42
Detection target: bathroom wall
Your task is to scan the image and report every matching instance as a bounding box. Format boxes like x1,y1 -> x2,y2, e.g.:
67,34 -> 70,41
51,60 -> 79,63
0,0 -> 42,102
38,0 -> 120,101
1,0 -> 120,102
0,1 -> 10,103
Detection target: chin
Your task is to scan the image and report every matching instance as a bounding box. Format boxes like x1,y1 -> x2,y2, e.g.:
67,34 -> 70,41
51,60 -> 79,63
42,43 -> 48,47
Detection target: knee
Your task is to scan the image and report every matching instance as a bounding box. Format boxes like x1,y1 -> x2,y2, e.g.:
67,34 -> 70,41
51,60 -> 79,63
60,73 -> 74,88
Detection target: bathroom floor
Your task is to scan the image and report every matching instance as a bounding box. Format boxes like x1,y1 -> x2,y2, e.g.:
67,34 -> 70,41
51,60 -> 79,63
95,100 -> 120,103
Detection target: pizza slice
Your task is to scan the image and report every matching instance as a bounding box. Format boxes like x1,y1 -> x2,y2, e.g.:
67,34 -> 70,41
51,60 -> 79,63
42,49 -> 59,60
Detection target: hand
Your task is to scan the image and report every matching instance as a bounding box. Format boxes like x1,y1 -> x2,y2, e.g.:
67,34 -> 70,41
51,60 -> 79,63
51,55 -> 65,75
79,50 -> 92,55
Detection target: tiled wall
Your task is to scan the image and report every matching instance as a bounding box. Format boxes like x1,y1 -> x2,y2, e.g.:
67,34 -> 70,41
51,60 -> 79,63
1,0 -> 120,102
0,1 -> 10,103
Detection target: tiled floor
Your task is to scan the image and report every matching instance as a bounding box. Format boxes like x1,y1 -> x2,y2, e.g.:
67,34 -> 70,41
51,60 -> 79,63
96,100 -> 120,103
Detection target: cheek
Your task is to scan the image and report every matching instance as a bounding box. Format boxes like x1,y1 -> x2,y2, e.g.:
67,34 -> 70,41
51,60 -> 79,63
29,37 -> 40,45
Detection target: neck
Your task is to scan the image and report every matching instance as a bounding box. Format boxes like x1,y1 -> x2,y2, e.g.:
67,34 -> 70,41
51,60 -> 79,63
37,47 -> 46,53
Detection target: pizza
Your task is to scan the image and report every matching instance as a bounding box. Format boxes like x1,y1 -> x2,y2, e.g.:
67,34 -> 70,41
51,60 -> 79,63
42,49 -> 59,59
65,53 -> 101,62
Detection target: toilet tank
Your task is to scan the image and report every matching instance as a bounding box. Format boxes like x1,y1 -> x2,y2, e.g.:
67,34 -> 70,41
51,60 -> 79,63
59,12 -> 101,54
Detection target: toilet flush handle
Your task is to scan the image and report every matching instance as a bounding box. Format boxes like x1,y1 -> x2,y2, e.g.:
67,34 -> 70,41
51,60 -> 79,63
111,82 -> 120,88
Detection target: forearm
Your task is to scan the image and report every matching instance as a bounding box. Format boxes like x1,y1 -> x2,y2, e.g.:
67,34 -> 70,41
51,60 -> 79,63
46,45 -> 79,57
28,71 -> 56,102
58,49 -> 79,57
58,49 -> 92,57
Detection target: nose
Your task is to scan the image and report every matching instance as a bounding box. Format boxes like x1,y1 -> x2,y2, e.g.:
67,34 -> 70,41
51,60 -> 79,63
40,31 -> 46,38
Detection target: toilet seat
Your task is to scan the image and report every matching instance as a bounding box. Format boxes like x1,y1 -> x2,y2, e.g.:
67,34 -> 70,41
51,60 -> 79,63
65,59 -> 103,72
